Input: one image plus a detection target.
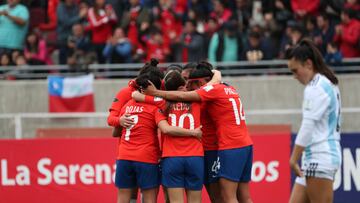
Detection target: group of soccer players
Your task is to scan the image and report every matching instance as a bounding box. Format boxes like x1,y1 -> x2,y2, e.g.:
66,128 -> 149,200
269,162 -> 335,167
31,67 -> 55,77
107,59 -> 253,203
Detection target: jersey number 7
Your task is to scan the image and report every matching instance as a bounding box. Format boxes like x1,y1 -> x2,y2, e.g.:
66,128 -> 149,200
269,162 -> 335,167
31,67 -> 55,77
124,115 -> 139,141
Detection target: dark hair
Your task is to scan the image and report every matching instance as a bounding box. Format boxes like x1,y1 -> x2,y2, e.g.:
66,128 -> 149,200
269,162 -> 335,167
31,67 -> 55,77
135,72 -> 162,91
188,61 -> 214,81
163,71 -> 191,115
286,39 -> 338,85
166,64 -> 183,74
138,58 -> 164,79
183,62 -> 197,71
25,31 -> 40,53
164,71 -> 186,91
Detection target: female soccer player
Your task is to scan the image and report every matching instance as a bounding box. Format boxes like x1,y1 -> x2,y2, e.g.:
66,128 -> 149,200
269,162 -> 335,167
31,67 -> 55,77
287,39 -> 341,203
115,72 -> 202,203
144,62 -> 253,203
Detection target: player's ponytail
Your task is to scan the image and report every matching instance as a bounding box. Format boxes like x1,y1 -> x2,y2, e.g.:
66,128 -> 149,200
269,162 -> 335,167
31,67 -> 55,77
138,58 -> 164,79
286,39 -> 338,85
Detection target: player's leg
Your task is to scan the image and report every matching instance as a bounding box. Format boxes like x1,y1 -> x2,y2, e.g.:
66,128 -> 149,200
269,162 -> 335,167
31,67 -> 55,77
218,146 -> 253,203
115,160 -> 137,203
237,145 -> 253,203
219,178 -> 239,203
135,161 -> 160,203
167,188 -> 185,203
186,190 -> 202,203
204,150 -> 222,203
289,179 -> 310,203
117,189 -> 133,203
184,157 -> 204,203
205,182 -> 222,203
306,177 -> 333,203
130,188 -> 139,203
162,157 -> 186,203
141,187 -> 158,203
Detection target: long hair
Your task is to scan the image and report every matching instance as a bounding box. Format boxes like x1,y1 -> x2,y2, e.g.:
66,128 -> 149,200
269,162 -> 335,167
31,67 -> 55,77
286,39 -> 338,85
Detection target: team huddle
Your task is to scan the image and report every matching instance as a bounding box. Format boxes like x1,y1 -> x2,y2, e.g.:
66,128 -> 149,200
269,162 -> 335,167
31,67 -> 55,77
107,39 -> 342,203
107,59 -> 253,203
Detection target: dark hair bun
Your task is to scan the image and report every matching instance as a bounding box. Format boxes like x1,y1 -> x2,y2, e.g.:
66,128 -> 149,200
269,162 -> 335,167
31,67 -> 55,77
150,58 -> 159,67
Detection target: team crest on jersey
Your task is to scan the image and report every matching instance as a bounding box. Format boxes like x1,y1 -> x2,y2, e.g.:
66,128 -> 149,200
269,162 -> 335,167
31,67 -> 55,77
154,96 -> 163,101
203,85 -> 214,92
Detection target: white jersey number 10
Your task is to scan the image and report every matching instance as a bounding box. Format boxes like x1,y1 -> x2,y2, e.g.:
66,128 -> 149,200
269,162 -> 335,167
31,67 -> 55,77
229,98 -> 246,125
168,113 -> 195,130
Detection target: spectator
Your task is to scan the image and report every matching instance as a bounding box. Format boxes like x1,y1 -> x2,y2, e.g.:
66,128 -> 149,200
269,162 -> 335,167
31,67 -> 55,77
24,31 -> 52,65
0,53 -> 11,66
0,0 -> 29,55
313,13 -> 335,55
233,0 -> 251,32
279,23 -> 304,58
333,9 -> 360,58
66,23 -> 94,70
103,27 -> 132,64
121,0 -> 150,54
175,20 -> 205,63
344,0 -> 360,19
242,31 -> 272,61
208,21 -> 243,63
57,0 -> 88,64
210,0 -> 233,29
273,0 -> 293,30
325,42 -> 343,65
87,0 -> 117,64
38,0 -> 59,31
14,54 -> 27,66
145,28 -> 168,62
153,0 -> 183,61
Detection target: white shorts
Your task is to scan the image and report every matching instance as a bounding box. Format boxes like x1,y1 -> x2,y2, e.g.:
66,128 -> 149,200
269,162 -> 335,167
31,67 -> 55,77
295,167 -> 337,186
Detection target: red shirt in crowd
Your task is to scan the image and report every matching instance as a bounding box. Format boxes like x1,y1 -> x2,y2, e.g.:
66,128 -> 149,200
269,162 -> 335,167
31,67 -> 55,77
333,19 -> 360,58
291,0 -> 320,16
87,4 -> 117,44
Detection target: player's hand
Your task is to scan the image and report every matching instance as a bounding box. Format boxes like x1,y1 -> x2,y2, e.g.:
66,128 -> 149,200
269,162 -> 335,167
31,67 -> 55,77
143,80 -> 157,95
290,160 -> 303,177
119,113 -> 135,128
192,125 -> 202,140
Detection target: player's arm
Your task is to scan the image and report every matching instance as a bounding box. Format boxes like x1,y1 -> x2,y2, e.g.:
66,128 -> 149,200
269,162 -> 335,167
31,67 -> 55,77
132,91 -> 146,102
145,81 -> 201,102
290,118 -> 315,177
157,120 -> 202,139
207,70 -> 222,85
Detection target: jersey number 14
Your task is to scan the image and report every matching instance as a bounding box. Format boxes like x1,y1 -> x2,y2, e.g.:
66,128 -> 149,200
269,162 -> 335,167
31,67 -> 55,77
229,98 -> 246,125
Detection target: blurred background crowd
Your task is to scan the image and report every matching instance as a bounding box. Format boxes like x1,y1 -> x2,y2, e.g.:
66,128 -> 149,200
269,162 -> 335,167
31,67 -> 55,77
0,0 -> 359,70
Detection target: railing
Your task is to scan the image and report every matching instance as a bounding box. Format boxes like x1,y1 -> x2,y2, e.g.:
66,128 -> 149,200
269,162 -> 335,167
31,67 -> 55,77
1,107 -> 360,139
1,58 -> 359,79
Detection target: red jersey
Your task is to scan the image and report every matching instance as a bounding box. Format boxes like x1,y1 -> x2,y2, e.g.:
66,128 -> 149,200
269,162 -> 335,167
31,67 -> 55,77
196,83 -> 253,150
107,80 -> 137,127
200,103 -> 218,151
117,99 -> 166,164
144,96 -> 203,157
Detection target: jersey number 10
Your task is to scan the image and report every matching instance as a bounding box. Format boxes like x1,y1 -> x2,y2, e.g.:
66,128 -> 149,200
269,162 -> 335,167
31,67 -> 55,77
168,113 -> 195,130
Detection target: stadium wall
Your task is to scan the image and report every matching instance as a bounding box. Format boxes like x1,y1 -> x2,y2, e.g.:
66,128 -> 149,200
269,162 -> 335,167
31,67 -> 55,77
0,74 -> 360,138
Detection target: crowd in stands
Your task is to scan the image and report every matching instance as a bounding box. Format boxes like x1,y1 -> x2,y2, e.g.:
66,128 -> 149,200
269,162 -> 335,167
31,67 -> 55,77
0,0 -> 359,70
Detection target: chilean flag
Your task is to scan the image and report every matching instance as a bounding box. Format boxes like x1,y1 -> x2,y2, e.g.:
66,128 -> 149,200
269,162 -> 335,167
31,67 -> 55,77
48,74 -> 95,112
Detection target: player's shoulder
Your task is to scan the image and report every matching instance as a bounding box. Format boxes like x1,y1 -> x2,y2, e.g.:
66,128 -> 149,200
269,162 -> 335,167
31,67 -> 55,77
305,74 -> 332,96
